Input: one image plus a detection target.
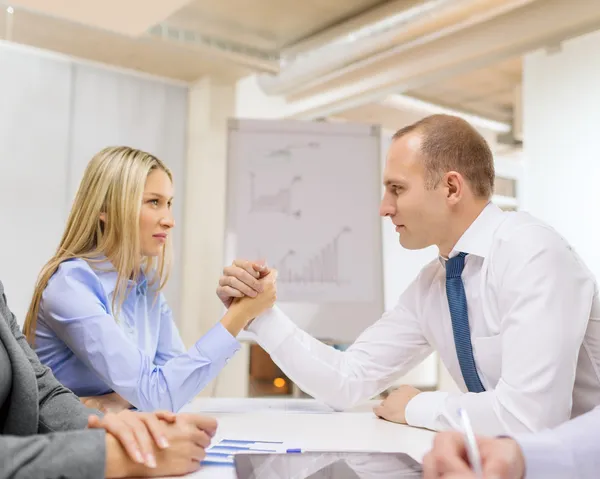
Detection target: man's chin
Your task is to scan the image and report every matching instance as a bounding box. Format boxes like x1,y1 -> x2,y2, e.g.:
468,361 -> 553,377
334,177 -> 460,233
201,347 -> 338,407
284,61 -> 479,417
398,236 -> 425,251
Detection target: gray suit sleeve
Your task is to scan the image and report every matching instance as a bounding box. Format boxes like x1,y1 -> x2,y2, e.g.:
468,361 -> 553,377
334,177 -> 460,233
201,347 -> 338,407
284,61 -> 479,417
3,291 -> 100,432
0,429 -> 106,479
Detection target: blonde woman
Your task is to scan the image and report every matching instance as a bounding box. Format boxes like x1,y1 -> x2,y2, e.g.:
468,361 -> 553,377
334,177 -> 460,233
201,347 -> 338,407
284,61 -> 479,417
23,146 -> 276,413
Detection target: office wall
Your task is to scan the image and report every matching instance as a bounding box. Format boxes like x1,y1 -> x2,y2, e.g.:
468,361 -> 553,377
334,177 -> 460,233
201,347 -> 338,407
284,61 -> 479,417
0,44 -> 72,323
0,41 -> 187,323
523,29 -> 600,280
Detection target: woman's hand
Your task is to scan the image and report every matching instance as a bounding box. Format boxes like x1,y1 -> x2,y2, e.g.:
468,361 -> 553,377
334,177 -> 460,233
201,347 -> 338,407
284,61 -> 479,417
221,269 -> 277,335
228,269 -> 278,322
216,259 -> 270,308
88,409 -> 176,468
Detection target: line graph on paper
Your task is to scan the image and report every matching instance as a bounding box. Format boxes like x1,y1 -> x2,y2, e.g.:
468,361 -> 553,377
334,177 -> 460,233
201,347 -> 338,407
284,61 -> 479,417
249,173 -> 302,218
249,142 -> 320,169
271,227 -> 351,285
264,141 -> 319,161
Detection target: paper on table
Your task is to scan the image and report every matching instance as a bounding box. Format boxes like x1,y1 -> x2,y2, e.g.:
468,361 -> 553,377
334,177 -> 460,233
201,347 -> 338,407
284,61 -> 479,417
189,398 -> 335,414
202,438 -> 299,467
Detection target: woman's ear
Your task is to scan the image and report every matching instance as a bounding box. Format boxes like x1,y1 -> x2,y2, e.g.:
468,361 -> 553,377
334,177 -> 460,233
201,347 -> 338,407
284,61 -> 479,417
99,212 -> 106,223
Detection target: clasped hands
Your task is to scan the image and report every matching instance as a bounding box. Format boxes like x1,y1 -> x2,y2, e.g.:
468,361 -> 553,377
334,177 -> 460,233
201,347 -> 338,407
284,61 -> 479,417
216,258 -> 422,425
88,408 -> 216,476
217,259 -> 277,325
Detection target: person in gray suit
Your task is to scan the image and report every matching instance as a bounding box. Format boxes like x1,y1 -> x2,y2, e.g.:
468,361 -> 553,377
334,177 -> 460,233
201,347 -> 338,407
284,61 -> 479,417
0,280 -> 218,479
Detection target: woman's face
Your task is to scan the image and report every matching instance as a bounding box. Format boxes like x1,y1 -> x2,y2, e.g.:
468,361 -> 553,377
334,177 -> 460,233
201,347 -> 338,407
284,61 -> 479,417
139,169 -> 174,257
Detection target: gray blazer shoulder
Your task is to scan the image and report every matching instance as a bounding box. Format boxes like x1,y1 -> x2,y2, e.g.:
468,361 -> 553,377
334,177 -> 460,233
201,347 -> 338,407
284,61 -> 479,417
0,280 -> 106,479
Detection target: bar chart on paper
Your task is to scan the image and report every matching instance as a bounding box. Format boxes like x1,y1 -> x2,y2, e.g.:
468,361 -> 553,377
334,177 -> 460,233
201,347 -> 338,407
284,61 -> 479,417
274,227 -> 351,285
202,439 -> 296,467
226,119 -> 384,342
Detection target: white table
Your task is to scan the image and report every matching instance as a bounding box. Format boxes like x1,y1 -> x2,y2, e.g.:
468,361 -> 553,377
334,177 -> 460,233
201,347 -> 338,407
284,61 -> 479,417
156,398 -> 436,478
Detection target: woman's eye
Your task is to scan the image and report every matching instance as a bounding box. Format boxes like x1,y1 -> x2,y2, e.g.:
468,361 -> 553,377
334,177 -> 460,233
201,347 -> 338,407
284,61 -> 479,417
149,199 -> 159,206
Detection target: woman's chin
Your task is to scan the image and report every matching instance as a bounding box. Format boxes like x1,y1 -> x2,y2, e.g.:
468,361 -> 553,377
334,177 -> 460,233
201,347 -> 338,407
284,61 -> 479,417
141,249 -> 161,258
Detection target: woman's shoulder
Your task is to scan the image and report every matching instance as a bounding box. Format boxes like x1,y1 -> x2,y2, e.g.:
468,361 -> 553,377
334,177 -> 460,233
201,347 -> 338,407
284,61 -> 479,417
50,258 -> 100,285
43,258 -> 106,306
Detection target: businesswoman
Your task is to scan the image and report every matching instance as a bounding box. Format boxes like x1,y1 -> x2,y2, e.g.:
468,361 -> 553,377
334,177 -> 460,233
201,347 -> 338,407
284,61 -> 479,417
23,146 -> 276,413
0,277 -> 219,478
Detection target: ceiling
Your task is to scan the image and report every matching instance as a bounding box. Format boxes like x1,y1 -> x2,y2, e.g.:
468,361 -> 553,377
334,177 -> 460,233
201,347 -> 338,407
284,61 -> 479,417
165,0 -> 392,52
0,0 -> 398,80
0,7 -> 251,81
1,0 -> 598,128
407,56 -> 522,123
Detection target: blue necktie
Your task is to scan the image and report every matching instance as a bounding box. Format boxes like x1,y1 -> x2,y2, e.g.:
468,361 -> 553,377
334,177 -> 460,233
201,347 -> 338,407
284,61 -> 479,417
446,252 -> 485,393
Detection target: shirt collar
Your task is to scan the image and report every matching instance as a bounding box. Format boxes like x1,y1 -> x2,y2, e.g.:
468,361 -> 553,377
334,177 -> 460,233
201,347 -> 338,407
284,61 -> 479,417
439,202 -> 506,264
88,256 -> 147,297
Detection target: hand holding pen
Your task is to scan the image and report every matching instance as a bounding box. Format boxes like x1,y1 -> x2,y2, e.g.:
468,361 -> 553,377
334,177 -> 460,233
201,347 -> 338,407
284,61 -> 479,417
422,409 -> 526,478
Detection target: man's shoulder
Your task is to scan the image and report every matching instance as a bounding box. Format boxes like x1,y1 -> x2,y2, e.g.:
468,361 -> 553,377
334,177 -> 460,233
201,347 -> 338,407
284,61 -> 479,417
493,211 -> 593,278
494,210 -> 568,248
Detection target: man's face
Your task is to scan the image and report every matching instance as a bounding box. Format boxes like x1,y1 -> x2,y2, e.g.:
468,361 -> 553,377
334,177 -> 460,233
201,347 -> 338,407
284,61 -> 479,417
380,133 -> 450,250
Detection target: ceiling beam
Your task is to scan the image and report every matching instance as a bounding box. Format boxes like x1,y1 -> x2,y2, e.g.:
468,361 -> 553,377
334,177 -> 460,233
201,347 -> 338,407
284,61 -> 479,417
6,0 -> 193,36
284,0 -> 600,120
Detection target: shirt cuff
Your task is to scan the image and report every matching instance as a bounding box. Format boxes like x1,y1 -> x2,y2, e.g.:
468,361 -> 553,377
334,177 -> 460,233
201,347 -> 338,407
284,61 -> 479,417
515,431 -> 575,479
246,306 -> 298,352
405,391 -> 449,430
193,322 -> 240,362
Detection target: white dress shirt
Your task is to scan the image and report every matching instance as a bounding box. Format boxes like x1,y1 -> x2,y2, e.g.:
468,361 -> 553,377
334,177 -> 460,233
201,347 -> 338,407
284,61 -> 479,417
516,406 -> 600,478
248,203 -> 600,435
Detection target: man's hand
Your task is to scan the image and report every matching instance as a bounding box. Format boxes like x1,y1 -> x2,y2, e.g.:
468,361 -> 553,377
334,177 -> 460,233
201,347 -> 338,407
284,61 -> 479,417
105,414 -> 218,478
217,259 -> 270,308
81,392 -> 131,414
88,410 -> 176,468
373,385 -> 422,424
422,431 -> 526,479
223,270 -> 278,335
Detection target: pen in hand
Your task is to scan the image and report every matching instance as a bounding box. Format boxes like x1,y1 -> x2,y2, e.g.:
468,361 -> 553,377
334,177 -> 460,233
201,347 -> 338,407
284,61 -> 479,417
458,408 -> 483,478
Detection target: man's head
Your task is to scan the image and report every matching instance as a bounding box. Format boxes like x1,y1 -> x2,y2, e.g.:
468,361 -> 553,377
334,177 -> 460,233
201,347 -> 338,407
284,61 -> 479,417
380,114 -> 495,254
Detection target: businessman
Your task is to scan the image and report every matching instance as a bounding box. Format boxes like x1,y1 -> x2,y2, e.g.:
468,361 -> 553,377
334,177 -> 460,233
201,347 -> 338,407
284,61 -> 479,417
423,405 -> 600,478
218,114 -> 600,436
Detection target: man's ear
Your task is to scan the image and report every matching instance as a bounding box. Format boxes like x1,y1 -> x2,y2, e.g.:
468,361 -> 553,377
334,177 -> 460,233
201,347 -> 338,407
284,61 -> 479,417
444,171 -> 464,204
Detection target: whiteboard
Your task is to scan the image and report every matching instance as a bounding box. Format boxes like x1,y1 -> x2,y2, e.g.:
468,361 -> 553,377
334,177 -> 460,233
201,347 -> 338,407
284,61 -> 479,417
225,119 -> 384,343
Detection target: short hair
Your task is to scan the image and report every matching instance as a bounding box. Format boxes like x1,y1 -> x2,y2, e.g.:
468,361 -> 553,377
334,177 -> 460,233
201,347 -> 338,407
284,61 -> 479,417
392,114 -> 495,198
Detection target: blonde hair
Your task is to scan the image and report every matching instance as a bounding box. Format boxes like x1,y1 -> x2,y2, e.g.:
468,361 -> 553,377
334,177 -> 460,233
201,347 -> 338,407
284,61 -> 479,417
24,146 -> 173,343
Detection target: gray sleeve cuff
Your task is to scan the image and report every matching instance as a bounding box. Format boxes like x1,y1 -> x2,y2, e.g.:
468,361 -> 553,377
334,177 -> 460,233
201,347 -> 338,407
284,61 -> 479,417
1,428 -> 106,479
